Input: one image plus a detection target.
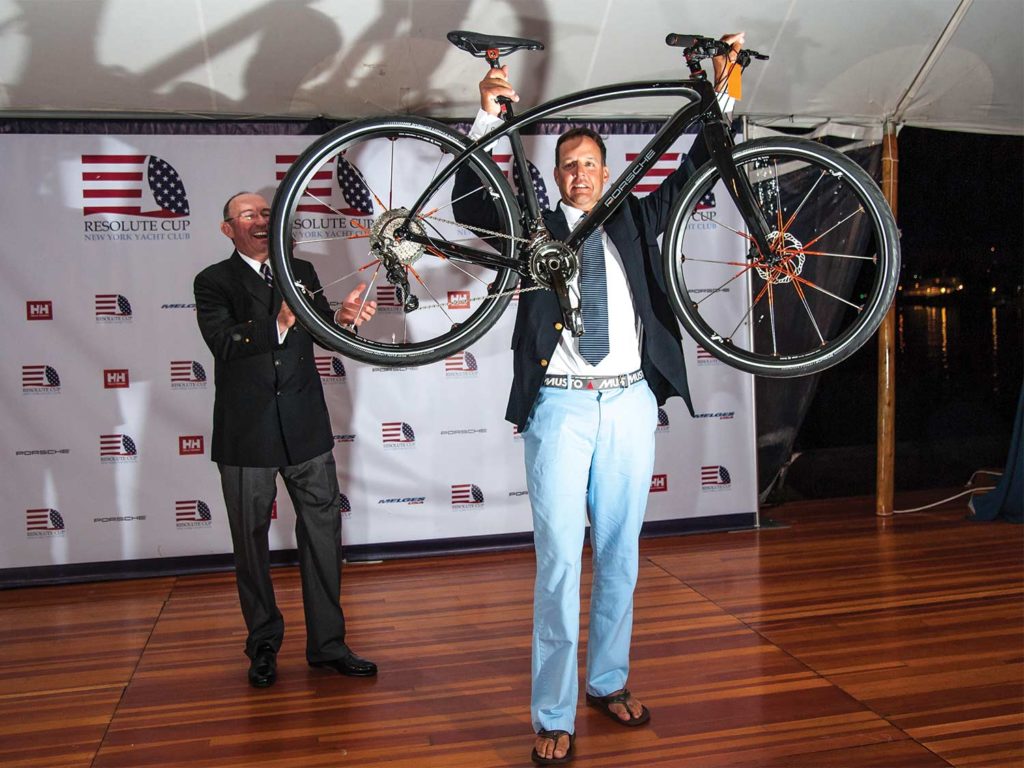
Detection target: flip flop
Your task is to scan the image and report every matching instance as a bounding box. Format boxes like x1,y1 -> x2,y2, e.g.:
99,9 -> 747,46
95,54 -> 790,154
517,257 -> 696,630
586,688 -> 651,727
530,729 -> 575,765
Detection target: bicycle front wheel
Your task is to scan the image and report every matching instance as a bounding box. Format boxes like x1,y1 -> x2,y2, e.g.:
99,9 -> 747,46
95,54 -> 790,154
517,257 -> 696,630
270,117 -> 520,367
664,137 -> 900,377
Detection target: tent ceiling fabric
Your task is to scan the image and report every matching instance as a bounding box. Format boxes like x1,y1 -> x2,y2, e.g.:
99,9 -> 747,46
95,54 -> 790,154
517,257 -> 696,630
0,0 -> 1020,134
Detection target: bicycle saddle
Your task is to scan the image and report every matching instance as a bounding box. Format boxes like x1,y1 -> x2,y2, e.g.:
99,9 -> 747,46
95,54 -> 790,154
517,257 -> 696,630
447,30 -> 544,57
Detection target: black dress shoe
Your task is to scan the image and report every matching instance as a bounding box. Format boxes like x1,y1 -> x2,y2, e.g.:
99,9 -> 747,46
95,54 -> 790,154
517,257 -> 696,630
308,650 -> 377,677
248,643 -> 277,688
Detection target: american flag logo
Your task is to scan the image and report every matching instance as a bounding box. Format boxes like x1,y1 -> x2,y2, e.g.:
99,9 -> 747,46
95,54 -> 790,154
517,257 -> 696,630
170,361 -> 206,383
451,484 -> 484,505
100,434 -> 137,457
95,294 -> 132,317
22,365 -> 60,388
492,153 -> 550,210
445,351 -> 478,373
339,494 -> 351,515
315,355 -> 346,378
628,151 -> 713,206
81,154 -> 189,217
175,500 -> 211,523
275,154 -> 373,216
657,408 -> 670,430
696,345 -> 720,364
381,422 -> 415,444
26,508 -> 65,531
701,465 -> 732,487
376,285 -> 402,307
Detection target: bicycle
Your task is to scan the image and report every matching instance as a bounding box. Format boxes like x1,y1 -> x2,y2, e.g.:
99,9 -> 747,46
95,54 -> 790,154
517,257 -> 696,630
269,30 -> 899,377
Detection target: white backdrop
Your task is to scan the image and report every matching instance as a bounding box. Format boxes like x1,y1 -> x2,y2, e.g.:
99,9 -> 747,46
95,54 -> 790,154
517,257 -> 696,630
1,125 -> 757,572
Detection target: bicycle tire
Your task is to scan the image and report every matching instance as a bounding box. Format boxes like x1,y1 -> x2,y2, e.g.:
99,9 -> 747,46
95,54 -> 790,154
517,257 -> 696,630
663,137 -> 900,377
270,116 -> 521,367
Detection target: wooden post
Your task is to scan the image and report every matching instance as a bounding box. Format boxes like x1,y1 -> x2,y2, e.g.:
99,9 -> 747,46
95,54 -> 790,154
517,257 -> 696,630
876,123 -> 898,516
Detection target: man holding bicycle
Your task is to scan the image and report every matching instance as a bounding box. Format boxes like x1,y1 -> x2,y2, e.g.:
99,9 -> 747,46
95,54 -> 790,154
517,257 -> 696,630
465,33 -> 744,764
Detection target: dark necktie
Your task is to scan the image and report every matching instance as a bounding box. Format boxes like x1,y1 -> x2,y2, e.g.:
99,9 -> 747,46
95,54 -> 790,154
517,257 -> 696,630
578,229 -> 609,365
260,262 -> 274,287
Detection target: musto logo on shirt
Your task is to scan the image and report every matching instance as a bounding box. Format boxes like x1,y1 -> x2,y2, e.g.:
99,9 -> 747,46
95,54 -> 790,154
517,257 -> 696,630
81,153 -> 191,242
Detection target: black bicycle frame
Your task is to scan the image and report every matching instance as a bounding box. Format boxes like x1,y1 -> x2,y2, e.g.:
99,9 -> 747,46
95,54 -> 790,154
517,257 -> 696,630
401,74 -> 774,267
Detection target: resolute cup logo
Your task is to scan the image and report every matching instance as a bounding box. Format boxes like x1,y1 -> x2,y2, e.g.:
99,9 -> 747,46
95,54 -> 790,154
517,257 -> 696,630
701,464 -> 732,491
451,483 -> 485,508
175,499 -> 212,529
81,153 -> 191,241
339,493 -> 352,520
656,407 -> 670,433
491,152 -> 551,209
26,508 -> 66,537
95,294 -> 133,323
316,355 -> 347,382
375,285 -> 403,313
445,351 -> 479,378
22,364 -> 61,394
170,360 -> 207,389
100,433 -> 138,462
696,345 -> 722,366
381,421 -> 416,449
281,153 -> 374,238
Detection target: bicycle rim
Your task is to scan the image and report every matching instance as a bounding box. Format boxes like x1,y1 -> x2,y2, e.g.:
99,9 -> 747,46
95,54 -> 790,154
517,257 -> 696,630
270,117 -> 520,367
664,138 -> 900,377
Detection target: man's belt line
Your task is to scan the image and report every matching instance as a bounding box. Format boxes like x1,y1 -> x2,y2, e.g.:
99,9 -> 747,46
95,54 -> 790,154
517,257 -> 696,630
542,369 -> 645,390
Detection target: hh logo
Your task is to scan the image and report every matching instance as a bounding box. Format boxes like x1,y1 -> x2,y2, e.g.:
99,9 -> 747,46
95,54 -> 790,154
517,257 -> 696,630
271,499 -> 278,520
178,435 -> 204,455
275,153 -> 372,216
447,290 -> 471,309
27,301 -> 53,321
104,369 -> 130,389
81,154 -> 190,217
650,474 -> 668,493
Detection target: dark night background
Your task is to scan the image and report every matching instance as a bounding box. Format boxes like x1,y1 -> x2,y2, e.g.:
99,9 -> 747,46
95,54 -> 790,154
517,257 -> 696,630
775,127 -> 1024,500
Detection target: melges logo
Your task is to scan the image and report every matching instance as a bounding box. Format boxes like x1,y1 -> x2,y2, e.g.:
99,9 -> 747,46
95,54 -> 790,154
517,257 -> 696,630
448,290 -> 471,310
694,410 -> 736,420
104,369 -> 130,389
22,364 -> 61,394
381,421 -> 416,449
26,508 -> 65,537
333,433 -> 356,444
650,474 -> 668,493
100,434 -> 137,462
282,152 -> 374,238
316,355 -> 347,382
95,294 -> 133,322
178,435 -> 204,455
701,465 -> 732,491
656,408 -> 670,433
81,153 -> 191,242
378,495 -> 426,506
175,499 -> 212,529
26,300 -> 52,321
170,360 -> 207,389
451,483 -> 485,508
445,351 -> 479,377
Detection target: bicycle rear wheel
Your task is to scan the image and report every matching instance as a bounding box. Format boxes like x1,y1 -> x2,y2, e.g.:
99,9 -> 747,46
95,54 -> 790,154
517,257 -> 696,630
664,137 -> 900,377
270,117 -> 520,367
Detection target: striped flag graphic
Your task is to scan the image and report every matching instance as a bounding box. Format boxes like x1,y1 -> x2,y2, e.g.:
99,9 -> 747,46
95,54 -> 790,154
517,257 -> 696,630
81,154 -> 189,216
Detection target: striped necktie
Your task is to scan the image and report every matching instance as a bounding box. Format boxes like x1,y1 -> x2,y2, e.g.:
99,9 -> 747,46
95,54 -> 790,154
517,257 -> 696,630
578,229 -> 609,365
260,262 -> 274,287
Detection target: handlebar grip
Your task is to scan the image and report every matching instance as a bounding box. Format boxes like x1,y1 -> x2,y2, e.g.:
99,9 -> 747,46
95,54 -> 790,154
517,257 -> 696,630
665,33 -> 701,48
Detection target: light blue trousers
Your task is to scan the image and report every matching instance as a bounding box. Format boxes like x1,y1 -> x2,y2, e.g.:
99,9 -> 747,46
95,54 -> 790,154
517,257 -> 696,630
522,382 -> 658,734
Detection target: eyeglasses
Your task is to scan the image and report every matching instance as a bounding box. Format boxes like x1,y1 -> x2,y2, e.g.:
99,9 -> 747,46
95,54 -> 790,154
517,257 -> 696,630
225,209 -> 271,222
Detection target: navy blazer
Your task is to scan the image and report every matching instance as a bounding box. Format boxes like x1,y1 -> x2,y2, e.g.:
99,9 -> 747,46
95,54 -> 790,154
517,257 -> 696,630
456,163 -> 695,432
194,251 -> 334,467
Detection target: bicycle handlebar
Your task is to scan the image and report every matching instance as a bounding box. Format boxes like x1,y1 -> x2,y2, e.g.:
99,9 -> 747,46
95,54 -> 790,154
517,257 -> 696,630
665,33 -> 768,65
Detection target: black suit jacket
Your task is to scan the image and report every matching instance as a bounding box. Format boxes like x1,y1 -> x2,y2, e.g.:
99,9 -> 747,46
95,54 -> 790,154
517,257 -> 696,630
456,162 -> 695,432
194,251 -> 334,467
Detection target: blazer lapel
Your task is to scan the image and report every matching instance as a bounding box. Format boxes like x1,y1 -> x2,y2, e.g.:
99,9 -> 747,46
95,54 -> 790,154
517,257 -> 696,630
230,251 -> 274,312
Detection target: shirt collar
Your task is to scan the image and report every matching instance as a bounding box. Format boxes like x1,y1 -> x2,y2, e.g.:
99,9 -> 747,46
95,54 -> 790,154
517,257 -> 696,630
237,251 -> 267,274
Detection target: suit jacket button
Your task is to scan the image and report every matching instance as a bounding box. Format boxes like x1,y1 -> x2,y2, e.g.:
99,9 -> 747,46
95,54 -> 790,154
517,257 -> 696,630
540,358 -> 549,367
274,359 -> 281,366
553,322 -> 563,331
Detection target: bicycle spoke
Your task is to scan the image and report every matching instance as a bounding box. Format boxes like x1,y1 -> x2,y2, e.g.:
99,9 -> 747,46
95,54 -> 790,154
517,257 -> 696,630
767,280 -> 778,356
799,207 -> 865,250
790,271 -> 826,345
407,264 -> 458,326
778,169 -> 826,237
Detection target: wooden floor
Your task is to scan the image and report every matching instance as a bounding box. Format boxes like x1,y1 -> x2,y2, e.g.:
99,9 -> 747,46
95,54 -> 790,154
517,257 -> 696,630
1,490 -> 1021,768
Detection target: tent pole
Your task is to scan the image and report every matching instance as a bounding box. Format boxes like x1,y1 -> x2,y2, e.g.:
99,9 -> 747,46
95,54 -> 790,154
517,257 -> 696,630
876,122 -> 899,516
